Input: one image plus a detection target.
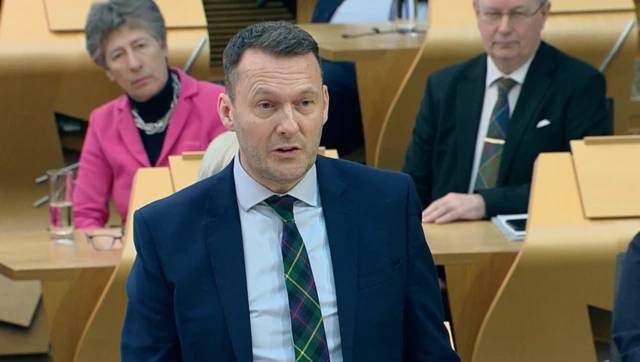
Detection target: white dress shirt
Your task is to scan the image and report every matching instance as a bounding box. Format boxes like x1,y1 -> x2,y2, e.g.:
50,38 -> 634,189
233,153 -> 343,362
467,54 -> 535,193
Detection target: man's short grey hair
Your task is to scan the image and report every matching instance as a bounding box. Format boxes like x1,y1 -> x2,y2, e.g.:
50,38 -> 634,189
85,0 -> 167,68
222,21 -> 322,103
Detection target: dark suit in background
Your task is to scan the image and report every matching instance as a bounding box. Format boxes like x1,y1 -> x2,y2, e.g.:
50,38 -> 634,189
403,41 -> 611,217
312,0 -> 365,158
121,156 -> 460,361
612,232 -> 640,362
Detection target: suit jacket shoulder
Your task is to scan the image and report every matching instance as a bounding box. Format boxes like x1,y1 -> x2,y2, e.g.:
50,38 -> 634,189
540,42 -> 603,87
317,156 -> 412,203
427,53 -> 486,89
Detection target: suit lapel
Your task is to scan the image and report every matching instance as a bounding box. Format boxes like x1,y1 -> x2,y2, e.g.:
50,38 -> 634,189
203,162 -> 252,362
156,69 -> 197,164
116,98 -> 150,167
316,156 -> 357,362
499,42 -> 555,184
456,55 -> 487,191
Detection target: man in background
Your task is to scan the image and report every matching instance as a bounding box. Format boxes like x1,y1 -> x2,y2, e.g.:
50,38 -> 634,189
403,0 -> 611,224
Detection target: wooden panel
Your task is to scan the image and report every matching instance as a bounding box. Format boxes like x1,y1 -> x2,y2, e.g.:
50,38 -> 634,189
527,153 -> 588,228
0,302 -> 50,356
473,153 -> 640,362
550,0 -> 633,12
43,268 -> 113,362
297,0 -> 318,23
445,253 -> 516,362
375,0 -> 637,171
169,154 -> 203,192
75,167 -> 174,362
43,0 -> 207,31
203,0 -> 294,69
0,276 -> 40,327
570,137 -> 640,218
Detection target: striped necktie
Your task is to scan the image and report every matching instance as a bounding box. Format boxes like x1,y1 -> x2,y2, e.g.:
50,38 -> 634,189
474,77 -> 518,190
265,195 -> 330,362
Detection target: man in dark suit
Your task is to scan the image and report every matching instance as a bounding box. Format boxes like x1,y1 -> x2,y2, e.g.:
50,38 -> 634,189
612,232 -> 640,361
403,0 -> 611,223
121,21 -> 459,362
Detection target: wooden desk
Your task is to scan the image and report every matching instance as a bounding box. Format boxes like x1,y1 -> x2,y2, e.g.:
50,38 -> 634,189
0,231 -> 122,281
0,168 -> 174,362
425,221 -> 520,362
299,23 -> 424,165
0,230 -> 121,362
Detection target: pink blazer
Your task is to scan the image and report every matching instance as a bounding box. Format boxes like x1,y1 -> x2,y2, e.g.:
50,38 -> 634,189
73,68 -> 226,228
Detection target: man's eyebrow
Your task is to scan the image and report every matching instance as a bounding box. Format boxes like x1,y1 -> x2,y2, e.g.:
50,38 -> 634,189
248,86 -> 320,98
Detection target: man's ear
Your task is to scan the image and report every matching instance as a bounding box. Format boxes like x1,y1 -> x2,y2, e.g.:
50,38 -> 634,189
322,84 -> 329,126
218,93 -> 235,131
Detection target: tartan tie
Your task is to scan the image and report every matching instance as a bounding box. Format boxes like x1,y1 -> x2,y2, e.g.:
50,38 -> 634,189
265,195 -> 330,362
474,77 -> 518,190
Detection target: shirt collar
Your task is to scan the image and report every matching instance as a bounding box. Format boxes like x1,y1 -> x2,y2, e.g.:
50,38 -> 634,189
485,53 -> 535,88
233,150 -> 319,212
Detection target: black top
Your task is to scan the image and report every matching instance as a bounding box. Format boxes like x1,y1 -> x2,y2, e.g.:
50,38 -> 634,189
128,68 -> 174,166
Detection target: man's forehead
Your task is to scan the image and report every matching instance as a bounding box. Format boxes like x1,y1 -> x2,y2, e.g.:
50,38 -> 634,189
237,50 -> 319,72
477,0 -> 538,9
234,51 -> 322,89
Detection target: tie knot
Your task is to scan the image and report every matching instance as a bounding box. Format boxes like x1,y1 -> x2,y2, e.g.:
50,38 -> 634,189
496,77 -> 518,92
265,195 -> 295,222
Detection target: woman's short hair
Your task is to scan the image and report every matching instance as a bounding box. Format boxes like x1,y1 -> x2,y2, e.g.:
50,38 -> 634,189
85,0 -> 167,68
198,132 -> 239,181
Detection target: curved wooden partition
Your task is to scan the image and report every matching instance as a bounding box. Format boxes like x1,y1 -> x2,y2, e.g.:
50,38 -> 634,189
375,0 -> 637,171
472,152 -> 640,362
74,167 -> 174,362
0,0 -> 210,232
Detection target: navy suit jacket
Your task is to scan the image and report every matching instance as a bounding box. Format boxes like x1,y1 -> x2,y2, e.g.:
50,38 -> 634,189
311,0 -> 344,22
121,156 -> 459,362
612,232 -> 640,362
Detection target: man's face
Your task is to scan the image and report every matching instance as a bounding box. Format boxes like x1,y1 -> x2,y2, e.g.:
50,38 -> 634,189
474,0 -> 550,71
217,50 -> 329,193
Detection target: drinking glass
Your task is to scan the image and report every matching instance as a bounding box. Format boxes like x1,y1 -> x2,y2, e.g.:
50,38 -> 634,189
47,169 -> 74,244
393,0 -> 417,33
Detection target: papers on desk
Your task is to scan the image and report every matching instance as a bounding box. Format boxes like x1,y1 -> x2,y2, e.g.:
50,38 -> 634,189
491,214 -> 528,242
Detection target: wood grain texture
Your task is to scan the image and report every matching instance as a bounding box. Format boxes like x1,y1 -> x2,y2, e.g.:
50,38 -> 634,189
473,153 -> 640,362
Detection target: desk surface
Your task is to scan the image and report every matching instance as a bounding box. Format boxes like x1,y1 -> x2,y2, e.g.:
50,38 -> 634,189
298,22 -> 425,61
424,221 -> 521,265
0,230 -> 123,281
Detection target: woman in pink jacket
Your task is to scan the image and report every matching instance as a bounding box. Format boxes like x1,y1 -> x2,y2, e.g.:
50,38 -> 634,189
74,0 -> 226,228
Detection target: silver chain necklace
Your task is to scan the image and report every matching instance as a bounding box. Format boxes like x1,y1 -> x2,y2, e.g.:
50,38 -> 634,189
132,72 -> 181,135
